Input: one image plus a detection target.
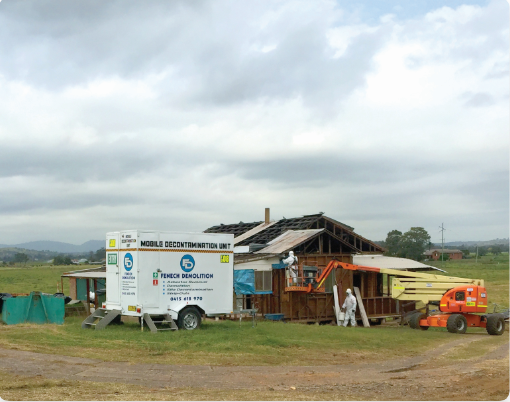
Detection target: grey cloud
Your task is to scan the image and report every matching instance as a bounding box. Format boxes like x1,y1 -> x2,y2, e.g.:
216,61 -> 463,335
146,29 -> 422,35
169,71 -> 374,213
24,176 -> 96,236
0,140 -> 207,181
228,154 -> 460,187
0,0 -> 386,113
176,23 -> 388,113
0,186 -> 135,214
485,61 -> 509,79
0,1 -> 192,85
461,91 -> 495,107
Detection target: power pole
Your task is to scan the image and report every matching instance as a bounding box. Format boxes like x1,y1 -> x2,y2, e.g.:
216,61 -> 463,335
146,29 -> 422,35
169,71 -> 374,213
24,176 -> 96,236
439,223 -> 445,268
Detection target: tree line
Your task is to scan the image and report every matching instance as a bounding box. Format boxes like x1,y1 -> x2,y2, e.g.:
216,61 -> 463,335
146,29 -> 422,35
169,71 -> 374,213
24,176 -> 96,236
1,247 -> 106,266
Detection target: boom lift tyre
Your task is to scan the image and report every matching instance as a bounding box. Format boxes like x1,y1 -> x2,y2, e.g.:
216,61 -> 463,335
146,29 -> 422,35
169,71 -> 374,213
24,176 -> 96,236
486,314 -> 505,336
178,307 -> 201,330
446,314 -> 467,334
409,313 -> 429,330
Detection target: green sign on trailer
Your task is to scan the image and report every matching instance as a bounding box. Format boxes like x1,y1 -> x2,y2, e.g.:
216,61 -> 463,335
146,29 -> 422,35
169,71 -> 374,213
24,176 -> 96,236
1,292 -> 64,325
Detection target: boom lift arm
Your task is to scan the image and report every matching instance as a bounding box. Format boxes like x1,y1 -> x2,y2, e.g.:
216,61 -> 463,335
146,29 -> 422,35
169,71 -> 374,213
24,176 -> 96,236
316,261 -> 483,305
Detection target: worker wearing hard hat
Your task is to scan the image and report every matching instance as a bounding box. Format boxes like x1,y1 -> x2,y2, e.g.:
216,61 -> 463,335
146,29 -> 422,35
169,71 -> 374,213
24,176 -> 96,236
283,251 -> 298,285
342,288 -> 357,327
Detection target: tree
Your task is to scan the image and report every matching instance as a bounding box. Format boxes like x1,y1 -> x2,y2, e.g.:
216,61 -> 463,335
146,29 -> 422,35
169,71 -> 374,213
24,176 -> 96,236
53,255 -> 72,265
384,230 -> 403,257
477,246 -> 487,257
490,245 -> 502,255
53,255 -> 64,265
14,252 -> 29,266
94,247 -> 106,261
399,227 -> 431,261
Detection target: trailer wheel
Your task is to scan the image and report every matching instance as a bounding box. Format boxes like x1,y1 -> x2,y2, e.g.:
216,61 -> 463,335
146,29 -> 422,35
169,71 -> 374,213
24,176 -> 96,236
178,307 -> 201,330
486,314 -> 505,336
409,313 -> 429,330
446,314 -> 467,334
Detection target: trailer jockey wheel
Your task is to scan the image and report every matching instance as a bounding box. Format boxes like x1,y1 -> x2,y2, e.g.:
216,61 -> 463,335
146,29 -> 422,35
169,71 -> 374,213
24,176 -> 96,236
178,307 -> 201,330
486,314 -> 505,336
446,314 -> 467,334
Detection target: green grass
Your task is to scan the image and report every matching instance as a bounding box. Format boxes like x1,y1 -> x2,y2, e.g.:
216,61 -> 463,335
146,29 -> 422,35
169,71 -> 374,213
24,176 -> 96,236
0,317 -> 460,366
0,264 -> 100,295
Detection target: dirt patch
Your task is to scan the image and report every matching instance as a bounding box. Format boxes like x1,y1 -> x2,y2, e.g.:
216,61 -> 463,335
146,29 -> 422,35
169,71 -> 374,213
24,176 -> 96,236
0,335 -> 508,401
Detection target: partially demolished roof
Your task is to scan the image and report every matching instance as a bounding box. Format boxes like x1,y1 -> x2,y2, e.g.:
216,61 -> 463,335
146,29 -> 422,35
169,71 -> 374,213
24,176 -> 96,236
205,213 -> 384,254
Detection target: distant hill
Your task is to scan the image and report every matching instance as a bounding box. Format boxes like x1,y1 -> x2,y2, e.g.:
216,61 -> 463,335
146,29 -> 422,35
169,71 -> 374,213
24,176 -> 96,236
0,240 -> 104,253
0,247 -> 60,262
434,239 -> 509,247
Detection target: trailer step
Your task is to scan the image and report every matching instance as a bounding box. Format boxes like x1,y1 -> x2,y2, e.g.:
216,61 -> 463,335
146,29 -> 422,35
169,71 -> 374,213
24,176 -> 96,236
143,313 -> 178,333
81,309 -> 121,330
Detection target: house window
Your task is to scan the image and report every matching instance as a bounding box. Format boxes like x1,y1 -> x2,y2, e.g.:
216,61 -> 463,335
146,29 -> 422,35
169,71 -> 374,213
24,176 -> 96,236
255,271 -> 272,292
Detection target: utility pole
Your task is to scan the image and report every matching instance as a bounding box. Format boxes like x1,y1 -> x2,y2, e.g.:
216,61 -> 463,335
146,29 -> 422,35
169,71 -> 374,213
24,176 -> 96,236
439,223 -> 445,268
476,246 -> 478,264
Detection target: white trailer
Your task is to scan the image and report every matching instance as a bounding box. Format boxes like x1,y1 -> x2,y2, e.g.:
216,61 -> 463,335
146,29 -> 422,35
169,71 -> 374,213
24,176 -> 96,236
82,230 -> 234,331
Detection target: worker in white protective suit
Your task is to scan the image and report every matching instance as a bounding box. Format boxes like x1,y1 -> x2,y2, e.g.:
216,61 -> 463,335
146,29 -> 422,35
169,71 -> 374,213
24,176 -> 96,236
342,288 -> 357,327
282,251 -> 298,285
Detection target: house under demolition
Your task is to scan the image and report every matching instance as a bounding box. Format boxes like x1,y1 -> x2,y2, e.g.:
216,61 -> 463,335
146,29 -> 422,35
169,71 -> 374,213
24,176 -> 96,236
205,211 -> 418,323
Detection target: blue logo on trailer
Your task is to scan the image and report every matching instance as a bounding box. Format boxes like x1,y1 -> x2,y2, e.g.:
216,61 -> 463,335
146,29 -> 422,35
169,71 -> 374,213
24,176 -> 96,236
180,255 -> 195,272
124,253 -> 133,271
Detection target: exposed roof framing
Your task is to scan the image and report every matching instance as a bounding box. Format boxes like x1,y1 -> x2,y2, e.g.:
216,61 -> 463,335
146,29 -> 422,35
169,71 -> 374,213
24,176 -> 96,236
206,221 -> 261,237
205,213 -> 384,253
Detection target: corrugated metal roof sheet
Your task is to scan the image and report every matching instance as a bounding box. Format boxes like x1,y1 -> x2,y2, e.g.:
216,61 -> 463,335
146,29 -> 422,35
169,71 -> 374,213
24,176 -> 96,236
61,272 -> 107,278
353,255 -> 445,272
254,229 -> 324,254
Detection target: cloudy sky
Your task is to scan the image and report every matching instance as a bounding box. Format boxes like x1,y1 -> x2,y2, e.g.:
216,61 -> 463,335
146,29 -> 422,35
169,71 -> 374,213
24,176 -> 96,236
0,0 -> 508,245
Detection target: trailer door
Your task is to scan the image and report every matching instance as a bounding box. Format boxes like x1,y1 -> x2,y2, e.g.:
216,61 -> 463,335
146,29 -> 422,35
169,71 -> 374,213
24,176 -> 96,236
106,233 -> 120,304
138,232 -> 160,308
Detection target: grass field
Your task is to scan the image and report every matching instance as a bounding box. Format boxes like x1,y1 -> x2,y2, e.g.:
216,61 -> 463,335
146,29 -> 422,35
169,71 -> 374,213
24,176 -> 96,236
0,256 -> 507,366
0,263 -> 87,295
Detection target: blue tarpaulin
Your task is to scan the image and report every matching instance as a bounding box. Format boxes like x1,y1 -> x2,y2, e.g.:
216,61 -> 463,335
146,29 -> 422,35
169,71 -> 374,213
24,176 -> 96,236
234,269 -> 273,295
234,269 -> 255,294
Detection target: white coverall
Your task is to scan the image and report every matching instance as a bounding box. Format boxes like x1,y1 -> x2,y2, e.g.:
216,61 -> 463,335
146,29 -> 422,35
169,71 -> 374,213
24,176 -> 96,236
283,252 -> 298,285
342,293 -> 357,327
